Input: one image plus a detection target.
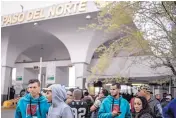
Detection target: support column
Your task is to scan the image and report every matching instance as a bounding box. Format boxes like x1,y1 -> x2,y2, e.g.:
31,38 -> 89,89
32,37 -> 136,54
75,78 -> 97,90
1,34 -> 14,104
1,66 -> 13,104
152,85 -> 155,95
172,76 -> 176,98
16,66 -> 24,84
46,61 -> 56,84
169,77 -> 172,94
14,66 -> 25,96
74,63 -> 88,89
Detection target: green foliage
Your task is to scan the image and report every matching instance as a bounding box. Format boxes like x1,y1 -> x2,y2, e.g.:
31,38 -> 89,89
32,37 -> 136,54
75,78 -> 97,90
87,1 -> 176,83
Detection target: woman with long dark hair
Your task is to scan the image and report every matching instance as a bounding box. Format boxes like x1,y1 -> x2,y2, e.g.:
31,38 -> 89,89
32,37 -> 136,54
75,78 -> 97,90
134,96 -> 154,118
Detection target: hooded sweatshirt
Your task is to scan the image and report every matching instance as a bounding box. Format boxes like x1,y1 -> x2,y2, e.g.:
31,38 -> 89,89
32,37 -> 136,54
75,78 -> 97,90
163,98 -> 176,118
15,93 -> 50,118
47,84 -> 74,118
98,95 -> 131,118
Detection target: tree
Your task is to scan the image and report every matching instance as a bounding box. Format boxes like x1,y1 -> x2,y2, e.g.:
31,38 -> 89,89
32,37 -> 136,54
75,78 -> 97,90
86,1 -> 176,84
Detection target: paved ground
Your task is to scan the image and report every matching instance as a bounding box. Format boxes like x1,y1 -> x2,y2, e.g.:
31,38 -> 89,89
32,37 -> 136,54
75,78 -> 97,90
1,109 -> 15,118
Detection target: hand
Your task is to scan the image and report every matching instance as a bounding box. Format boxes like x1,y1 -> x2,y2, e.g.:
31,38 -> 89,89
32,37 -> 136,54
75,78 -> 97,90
112,111 -> 119,117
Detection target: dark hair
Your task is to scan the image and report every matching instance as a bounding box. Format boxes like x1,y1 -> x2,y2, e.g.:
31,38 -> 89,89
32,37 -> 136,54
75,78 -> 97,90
46,84 -> 52,88
68,88 -> 75,93
84,92 -> 89,96
28,79 -> 40,86
112,83 -> 121,89
101,89 -> 109,96
83,89 -> 88,92
168,94 -> 172,97
135,96 -> 153,117
163,93 -> 167,98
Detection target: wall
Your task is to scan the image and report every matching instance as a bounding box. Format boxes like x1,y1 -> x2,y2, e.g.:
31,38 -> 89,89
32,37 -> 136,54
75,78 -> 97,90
16,54 -> 33,62
55,67 -> 69,86
52,29 -> 95,63
23,68 -> 39,84
16,43 -> 70,62
48,46 -> 70,60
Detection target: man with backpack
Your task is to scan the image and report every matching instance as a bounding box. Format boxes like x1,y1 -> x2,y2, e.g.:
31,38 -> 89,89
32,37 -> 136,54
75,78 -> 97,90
90,89 -> 109,118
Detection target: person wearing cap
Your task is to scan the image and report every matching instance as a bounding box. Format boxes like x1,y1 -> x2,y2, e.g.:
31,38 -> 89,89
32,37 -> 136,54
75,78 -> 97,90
137,84 -> 163,118
43,86 -> 52,103
43,84 -> 74,118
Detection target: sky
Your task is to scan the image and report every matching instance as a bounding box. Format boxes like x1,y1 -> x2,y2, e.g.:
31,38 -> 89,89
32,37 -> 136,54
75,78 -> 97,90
1,1 -> 68,15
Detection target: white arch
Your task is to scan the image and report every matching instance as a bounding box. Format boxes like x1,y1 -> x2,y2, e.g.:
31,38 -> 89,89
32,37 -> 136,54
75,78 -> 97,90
5,25 -> 71,67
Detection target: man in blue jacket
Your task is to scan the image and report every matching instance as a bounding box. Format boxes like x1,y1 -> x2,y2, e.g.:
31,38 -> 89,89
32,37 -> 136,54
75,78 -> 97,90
163,98 -> 176,118
98,83 -> 131,118
15,79 -> 50,118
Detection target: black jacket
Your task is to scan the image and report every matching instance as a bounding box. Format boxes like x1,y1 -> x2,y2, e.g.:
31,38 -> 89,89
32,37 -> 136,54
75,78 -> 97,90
139,113 -> 153,118
134,107 -> 154,118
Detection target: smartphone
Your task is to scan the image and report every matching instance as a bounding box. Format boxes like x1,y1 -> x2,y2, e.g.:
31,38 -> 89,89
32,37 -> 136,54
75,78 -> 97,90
117,112 -> 121,116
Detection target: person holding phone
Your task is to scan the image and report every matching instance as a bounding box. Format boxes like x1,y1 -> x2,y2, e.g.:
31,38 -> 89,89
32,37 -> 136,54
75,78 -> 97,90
98,83 -> 131,118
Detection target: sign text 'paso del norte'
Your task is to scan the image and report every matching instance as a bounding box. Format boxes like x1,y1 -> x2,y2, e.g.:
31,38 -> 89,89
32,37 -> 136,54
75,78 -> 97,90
2,1 -> 87,26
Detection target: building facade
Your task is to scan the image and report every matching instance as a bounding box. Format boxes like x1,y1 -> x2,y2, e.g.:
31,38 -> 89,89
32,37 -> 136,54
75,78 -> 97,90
1,1 -> 175,103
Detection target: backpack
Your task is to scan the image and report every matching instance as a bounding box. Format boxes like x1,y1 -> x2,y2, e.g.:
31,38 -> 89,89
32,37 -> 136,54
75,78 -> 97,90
91,98 -> 105,118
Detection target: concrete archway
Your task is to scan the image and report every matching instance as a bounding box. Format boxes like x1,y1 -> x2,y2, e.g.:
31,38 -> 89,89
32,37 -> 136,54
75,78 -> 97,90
86,29 -> 125,64
5,24 -> 71,66
2,24 -> 71,102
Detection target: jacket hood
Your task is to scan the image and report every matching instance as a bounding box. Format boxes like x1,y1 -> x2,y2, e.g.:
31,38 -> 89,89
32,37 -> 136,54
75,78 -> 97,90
50,84 -> 67,105
23,93 -> 47,103
106,95 -> 122,101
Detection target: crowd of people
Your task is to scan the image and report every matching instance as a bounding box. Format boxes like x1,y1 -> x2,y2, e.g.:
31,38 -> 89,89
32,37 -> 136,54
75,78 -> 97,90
15,79 -> 176,118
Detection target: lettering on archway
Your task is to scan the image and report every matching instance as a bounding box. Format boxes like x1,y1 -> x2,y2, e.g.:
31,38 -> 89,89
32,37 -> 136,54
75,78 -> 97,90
2,1 -> 87,26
